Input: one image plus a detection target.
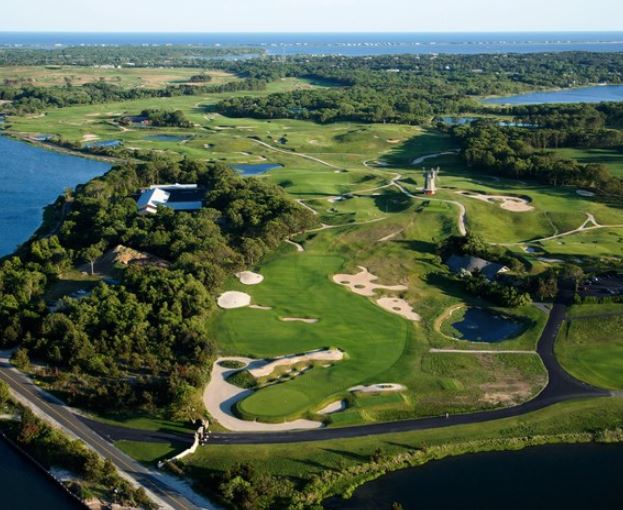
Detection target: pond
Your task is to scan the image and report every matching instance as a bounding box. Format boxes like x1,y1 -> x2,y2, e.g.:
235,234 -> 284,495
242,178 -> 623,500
233,163 -> 283,176
445,307 -> 526,342
144,134 -> 189,143
484,84 -> 623,105
0,437 -> 84,510
83,139 -> 122,149
323,443 -> 623,510
0,136 -> 110,257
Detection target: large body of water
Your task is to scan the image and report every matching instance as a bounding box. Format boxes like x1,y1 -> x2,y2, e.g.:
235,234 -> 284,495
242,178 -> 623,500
1,32 -> 623,55
324,443 -> 623,510
0,437 -> 84,509
0,136 -> 110,257
485,84 -> 623,105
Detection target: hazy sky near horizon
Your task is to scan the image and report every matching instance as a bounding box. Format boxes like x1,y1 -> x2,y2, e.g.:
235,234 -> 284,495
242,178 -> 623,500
2,0 -> 622,32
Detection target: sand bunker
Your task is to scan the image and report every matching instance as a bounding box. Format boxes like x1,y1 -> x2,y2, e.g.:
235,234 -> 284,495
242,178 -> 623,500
576,189 -> 596,197
386,139 -> 402,144
249,304 -> 272,310
327,196 -> 346,203
217,291 -> 251,309
376,297 -> 421,321
349,383 -> 406,393
236,271 -> 264,285
203,357 -> 322,431
280,317 -> 319,324
457,191 -> 534,212
318,400 -> 347,415
81,133 -> 99,142
248,348 -> 343,379
333,266 -> 407,297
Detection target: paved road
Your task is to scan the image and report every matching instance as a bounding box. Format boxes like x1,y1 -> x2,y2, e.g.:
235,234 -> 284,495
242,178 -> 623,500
0,359 -> 205,510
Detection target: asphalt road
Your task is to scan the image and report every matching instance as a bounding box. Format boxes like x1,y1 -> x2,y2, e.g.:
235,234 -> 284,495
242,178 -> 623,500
0,360 -> 203,510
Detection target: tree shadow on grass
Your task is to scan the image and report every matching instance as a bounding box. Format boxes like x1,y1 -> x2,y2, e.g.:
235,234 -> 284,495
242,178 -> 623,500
372,192 -> 412,213
393,239 -> 438,254
321,448 -> 369,462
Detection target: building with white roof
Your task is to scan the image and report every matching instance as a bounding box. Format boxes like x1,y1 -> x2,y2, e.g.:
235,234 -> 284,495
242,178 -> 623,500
137,184 -> 203,215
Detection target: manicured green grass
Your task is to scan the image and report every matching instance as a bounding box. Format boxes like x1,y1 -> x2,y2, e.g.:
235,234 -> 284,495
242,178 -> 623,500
184,398 -> 623,481
554,147 -> 623,177
115,440 -> 185,464
90,413 -> 194,435
215,194 -> 548,423
556,306 -> 623,390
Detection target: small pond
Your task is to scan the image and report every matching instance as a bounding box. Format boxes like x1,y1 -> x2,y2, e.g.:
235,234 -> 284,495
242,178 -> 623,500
83,139 -> 122,149
484,84 -> 623,105
233,163 -> 283,176
446,307 -> 526,343
144,134 -> 189,143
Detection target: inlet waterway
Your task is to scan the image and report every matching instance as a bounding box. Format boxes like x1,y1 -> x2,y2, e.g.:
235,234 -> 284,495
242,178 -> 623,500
324,443 -> 623,510
0,136 -> 110,257
484,84 -> 623,105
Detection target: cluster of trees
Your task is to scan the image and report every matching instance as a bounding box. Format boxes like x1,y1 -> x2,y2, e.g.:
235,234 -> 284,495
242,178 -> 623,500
139,108 -> 193,128
454,121 -> 623,194
439,233 -> 532,307
215,52 -> 623,125
0,45 -> 262,67
0,159 -> 314,418
0,78 -> 267,115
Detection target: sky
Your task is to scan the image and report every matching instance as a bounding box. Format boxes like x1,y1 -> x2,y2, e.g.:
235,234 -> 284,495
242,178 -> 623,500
1,0 -> 622,33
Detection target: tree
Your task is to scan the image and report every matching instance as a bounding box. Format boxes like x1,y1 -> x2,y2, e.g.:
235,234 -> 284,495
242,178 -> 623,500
0,380 -> 9,406
82,243 -> 104,275
12,348 -> 30,371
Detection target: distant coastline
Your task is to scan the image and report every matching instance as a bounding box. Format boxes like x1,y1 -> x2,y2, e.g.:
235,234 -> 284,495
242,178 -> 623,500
1,31 -> 623,55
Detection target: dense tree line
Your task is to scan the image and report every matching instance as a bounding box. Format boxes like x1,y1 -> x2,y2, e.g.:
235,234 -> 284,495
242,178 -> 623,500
0,45 -> 262,67
0,159 -> 314,418
454,121 -> 623,195
0,78 -> 267,115
215,52 -> 623,125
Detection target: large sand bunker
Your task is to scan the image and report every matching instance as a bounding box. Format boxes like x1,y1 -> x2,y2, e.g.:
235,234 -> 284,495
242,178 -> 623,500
236,271 -> 264,285
247,348 -> 343,379
376,297 -> 421,321
317,400 -> 347,415
333,266 -> 407,297
203,357 -> 322,431
349,383 -> 406,393
217,291 -> 251,309
457,191 -> 534,212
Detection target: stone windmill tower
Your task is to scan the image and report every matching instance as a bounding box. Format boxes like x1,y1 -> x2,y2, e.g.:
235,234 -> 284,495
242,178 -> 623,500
423,167 -> 439,195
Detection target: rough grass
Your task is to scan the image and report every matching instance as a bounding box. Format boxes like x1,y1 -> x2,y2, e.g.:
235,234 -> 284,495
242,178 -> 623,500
556,306 -> 623,390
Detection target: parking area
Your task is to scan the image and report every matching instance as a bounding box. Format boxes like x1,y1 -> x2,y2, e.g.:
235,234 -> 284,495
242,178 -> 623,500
579,272 -> 623,298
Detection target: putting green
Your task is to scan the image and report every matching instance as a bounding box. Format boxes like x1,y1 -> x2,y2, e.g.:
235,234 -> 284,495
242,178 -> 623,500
214,250 -> 410,421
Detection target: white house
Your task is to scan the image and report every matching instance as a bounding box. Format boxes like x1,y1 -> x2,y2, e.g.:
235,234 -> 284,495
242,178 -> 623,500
137,184 -> 203,215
